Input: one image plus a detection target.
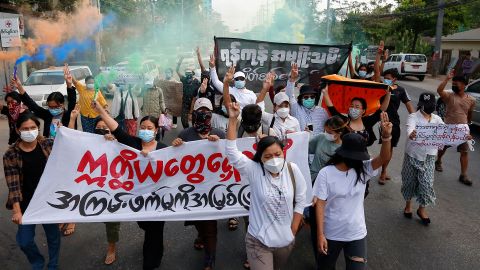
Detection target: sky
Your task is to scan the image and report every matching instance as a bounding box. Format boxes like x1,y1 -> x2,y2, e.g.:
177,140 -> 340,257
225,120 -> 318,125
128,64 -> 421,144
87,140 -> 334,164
212,0 -> 395,32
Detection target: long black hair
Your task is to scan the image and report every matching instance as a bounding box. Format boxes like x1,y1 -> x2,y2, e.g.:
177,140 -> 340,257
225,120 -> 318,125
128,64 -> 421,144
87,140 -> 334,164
140,115 -> 159,129
46,92 -> 65,104
326,153 -> 367,185
252,136 -> 285,175
5,91 -> 21,103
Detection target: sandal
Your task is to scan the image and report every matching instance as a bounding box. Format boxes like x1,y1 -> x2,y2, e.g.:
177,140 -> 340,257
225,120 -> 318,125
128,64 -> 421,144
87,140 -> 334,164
378,176 -> 386,185
194,237 -> 205,250
62,223 -> 76,237
228,218 -> 239,231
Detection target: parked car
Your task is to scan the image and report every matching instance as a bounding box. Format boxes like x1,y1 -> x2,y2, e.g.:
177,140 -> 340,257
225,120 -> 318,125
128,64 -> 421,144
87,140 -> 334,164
465,78 -> 480,126
22,66 -> 92,107
383,53 -> 428,81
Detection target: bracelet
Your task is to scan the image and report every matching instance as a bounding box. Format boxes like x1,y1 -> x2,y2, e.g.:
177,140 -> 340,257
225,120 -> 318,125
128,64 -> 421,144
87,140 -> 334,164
381,136 -> 392,141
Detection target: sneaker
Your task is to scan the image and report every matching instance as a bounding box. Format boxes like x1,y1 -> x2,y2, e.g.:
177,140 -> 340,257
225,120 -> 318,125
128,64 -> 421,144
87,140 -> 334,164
459,175 -> 473,186
435,161 -> 443,172
172,124 -> 178,129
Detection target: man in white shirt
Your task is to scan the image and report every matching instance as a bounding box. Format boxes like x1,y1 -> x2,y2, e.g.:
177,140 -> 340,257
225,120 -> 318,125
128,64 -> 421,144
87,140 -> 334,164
209,54 -> 258,109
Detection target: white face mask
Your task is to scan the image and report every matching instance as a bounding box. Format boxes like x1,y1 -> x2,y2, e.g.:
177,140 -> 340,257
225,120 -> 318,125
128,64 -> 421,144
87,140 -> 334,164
276,107 -> 290,119
86,83 -> 95,89
263,157 -> 285,174
20,129 -> 39,143
325,132 -> 336,141
348,108 -> 362,120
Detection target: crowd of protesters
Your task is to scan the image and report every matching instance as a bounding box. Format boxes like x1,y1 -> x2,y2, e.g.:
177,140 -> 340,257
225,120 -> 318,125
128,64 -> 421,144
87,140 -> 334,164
2,40 -> 476,270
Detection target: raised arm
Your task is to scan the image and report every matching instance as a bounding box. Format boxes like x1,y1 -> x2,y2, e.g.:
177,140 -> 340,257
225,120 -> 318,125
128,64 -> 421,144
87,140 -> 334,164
256,72 -> 274,104
285,63 -> 299,100
176,56 -> 184,79
196,47 -> 206,72
379,88 -> 391,112
92,100 -> 119,131
437,69 -> 454,100
223,65 -> 235,107
371,112 -> 392,170
373,41 -> 384,83
209,54 -> 224,92
12,78 -> 49,119
348,52 -> 356,78
64,63 -> 77,88
68,104 -> 80,129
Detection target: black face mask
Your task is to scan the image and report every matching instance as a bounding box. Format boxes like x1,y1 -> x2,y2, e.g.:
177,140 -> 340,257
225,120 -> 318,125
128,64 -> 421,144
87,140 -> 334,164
452,85 -> 460,93
242,121 -> 261,133
422,104 -> 435,114
95,128 -> 110,135
192,110 -> 212,135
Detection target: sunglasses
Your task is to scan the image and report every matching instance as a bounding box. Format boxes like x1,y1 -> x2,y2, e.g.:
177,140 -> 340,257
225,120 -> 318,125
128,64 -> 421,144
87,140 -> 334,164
234,77 -> 245,81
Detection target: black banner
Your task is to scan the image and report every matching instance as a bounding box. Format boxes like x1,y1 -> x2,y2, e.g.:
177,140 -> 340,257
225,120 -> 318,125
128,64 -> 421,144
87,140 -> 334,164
214,37 -> 352,92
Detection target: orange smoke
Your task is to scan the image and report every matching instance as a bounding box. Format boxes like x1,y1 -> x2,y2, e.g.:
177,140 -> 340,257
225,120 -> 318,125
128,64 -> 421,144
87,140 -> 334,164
0,50 -> 21,61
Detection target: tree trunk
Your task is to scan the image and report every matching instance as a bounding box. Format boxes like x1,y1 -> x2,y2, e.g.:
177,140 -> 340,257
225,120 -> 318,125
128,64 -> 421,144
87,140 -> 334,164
410,31 -> 419,52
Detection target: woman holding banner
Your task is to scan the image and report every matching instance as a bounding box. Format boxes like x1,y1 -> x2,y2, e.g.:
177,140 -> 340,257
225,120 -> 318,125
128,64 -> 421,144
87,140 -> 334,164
401,93 -> 445,225
322,85 -> 391,147
225,101 -> 307,270
313,112 -> 393,270
92,100 -> 168,270
3,113 -> 61,270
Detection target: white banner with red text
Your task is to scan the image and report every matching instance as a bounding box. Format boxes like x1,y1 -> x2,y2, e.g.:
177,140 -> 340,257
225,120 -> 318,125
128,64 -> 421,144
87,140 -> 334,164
22,127 -> 312,224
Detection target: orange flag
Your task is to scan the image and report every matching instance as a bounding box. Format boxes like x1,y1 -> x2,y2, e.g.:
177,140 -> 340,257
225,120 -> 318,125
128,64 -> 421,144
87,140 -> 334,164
321,75 -> 388,115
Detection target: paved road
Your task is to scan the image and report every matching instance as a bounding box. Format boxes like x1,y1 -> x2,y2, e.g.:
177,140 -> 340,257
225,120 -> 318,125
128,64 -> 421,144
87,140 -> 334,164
0,79 -> 479,270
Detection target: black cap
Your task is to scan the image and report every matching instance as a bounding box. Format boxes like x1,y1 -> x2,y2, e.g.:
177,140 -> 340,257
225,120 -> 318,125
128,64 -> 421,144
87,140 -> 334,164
299,84 -> 317,96
418,92 -> 436,107
335,133 -> 370,161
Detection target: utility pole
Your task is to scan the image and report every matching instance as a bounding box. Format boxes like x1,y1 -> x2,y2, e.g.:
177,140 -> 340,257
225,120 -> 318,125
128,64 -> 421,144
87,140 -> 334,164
181,0 -> 184,52
433,0 -> 444,77
326,0 -> 331,43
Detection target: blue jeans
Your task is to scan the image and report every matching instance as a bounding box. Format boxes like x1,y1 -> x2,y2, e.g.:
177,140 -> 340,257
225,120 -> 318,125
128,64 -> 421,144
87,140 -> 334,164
16,224 -> 61,270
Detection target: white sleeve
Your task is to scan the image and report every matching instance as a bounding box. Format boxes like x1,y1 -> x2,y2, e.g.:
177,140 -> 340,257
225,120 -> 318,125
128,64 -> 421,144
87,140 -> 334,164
261,111 -> 274,126
225,139 -> 255,179
293,118 -> 301,132
292,163 -> 308,214
209,67 -> 224,93
312,168 -> 328,201
363,160 -> 380,180
285,81 -> 296,101
406,113 -> 416,137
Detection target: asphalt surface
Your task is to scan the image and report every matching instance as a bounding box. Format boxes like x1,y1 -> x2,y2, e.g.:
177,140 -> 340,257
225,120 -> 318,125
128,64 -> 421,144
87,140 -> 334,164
0,78 -> 479,270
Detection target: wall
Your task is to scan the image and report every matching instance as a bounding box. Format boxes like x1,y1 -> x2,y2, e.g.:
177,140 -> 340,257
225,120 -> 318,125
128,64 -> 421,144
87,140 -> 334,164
441,41 -> 480,58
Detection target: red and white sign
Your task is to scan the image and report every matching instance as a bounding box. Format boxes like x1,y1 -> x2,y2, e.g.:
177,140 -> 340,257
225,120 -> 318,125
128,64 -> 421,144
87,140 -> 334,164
0,18 -> 20,47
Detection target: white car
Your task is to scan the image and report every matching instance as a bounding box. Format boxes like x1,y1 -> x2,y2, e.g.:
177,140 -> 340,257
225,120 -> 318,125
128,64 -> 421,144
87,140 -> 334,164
465,78 -> 480,126
23,66 -> 92,107
383,53 -> 428,81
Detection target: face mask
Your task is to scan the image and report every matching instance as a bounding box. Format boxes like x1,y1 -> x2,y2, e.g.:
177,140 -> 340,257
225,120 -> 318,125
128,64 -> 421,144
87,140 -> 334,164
221,105 -> 228,115
234,80 -> 246,89
49,108 -> 63,116
452,85 -> 460,93
358,70 -> 367,78
263,157 -> 285,174
276,107 -> 290,119
138,129 -> 155,143
302,98 -> 315,109
349,108 -> 362,120
95,128 -> 110,135
8,102 -> 22,122
325,132 -> 337,141
165,73 -> 172,80
86,83 -> 95,89
20,129 -> 38,143
422,104 -> 435,115
243,122 -> 261,133
193,110 -> 213,134
383,79 -> 393,86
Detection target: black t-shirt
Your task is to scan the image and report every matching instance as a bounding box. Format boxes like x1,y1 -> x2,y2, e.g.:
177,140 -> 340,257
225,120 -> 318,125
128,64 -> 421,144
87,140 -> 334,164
380,85 -> 411,126
178,127 -> 226,142
198,84 -> 218,108
20,144 -> 47,212
112,127 -> 167,151
180,76 -> 201,101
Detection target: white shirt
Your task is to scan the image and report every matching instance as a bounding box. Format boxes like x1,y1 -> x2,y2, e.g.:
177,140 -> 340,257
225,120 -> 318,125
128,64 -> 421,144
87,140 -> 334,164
225,140 -> 307,248
261,111 -> 301,136
313,160 -> 378,242
285,81 -> 328,136
405,111 -> 444,161
210,68 -> 258,109
110,88 -> 140,120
